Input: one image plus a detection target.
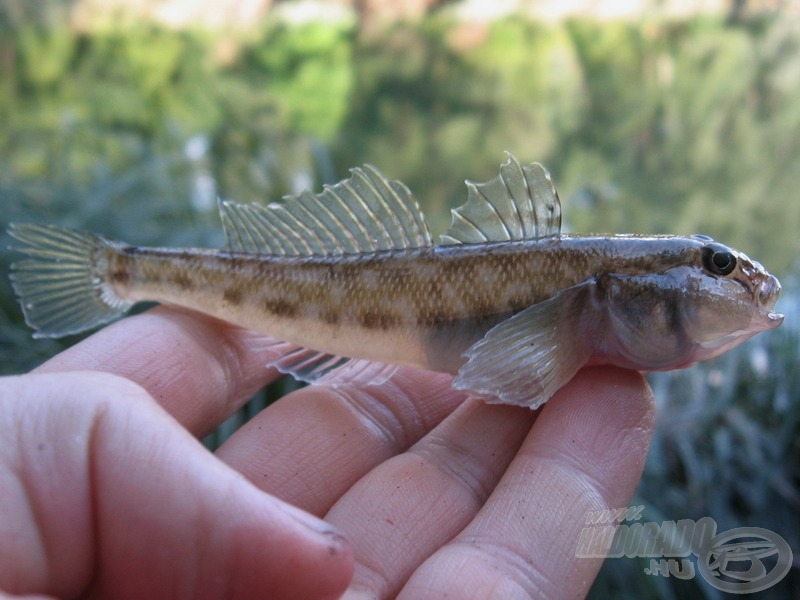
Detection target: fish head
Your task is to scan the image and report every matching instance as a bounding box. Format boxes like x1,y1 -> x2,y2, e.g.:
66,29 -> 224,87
678,238 -> 783,363
603,237 -> 783,370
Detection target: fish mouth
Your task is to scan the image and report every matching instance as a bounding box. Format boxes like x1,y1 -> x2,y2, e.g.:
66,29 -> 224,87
758,274 -> 783,327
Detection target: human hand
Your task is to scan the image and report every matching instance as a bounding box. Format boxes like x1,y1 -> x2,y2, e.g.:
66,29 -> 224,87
0,306 -> 654,599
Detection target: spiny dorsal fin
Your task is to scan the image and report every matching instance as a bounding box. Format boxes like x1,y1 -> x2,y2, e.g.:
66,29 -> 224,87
219,165 -> 432,256
441,153 -> 562,245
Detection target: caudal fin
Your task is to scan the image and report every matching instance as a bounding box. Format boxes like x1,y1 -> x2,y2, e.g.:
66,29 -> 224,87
8,223 -> 133,338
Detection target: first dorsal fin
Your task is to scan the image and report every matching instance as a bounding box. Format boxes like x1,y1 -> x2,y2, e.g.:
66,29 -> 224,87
441,153 -> 562,245
219,165 -> 432,256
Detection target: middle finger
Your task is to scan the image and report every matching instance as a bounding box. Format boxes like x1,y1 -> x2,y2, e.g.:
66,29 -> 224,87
215,367 -> 468,516
326,399 -> 537,599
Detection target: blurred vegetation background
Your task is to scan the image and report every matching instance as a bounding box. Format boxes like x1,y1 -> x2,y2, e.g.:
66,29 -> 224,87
0,0 -> 797,597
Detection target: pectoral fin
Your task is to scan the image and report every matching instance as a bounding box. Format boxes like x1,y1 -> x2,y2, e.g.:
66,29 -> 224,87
453,283 -> 594,409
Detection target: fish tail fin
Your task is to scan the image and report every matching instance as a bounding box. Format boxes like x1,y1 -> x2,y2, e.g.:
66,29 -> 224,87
8,223 -> 133,338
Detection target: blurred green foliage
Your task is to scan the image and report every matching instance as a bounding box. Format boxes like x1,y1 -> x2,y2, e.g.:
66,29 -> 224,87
0,8 -> 797,597
334,17 -> 800,270
1,15 -> 799,271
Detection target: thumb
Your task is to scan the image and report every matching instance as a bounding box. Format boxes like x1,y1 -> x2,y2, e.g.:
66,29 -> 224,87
0,372 -> 353,600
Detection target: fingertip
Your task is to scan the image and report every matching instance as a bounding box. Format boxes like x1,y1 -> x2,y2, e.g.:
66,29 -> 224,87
302,529 -> 355,598
539,366 -> 656,485
2,370 -> 354,600
262,501 -> 356,597
552,366 -> 653,418
86,397 -> 356,600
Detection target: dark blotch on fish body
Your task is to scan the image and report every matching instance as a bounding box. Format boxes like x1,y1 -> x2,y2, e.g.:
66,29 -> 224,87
171,272 -> 194,290
358,310 -> 400,331
110,269 -> 130,285
320,308 -> 340,325
263,298 -> 299,318
223,287 -> 243,305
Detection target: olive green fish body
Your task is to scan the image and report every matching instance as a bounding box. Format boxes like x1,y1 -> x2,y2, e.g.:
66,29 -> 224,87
9,156 -> 783,408
100,239 -> 601,371
102,236 -> 688,369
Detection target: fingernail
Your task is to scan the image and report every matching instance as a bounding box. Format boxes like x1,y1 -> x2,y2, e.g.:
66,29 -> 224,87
286,508 -> 351,560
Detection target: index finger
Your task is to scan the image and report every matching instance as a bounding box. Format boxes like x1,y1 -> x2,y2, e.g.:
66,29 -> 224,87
33,306 -> 283,436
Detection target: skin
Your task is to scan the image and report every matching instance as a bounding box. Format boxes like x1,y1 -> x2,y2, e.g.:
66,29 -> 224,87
0,306 -> 655,600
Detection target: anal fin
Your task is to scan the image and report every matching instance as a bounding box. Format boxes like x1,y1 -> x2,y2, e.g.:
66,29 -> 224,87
262,340 -> 398,387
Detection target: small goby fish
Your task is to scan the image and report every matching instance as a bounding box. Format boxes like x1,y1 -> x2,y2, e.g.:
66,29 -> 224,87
8,155 -> 783,408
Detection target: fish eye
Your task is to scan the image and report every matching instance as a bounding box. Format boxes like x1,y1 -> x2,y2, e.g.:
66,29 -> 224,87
702,243 -> 737,276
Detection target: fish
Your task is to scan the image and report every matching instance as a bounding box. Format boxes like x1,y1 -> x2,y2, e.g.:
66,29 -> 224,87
8,154 -> 784,408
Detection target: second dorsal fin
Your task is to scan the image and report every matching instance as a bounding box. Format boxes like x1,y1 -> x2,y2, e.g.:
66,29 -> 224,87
219,165 -> 433,256
441,153 -> 562,245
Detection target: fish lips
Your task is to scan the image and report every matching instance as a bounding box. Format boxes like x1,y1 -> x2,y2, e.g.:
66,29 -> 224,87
697,273 -> 783,354
758,274 -> 783,328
